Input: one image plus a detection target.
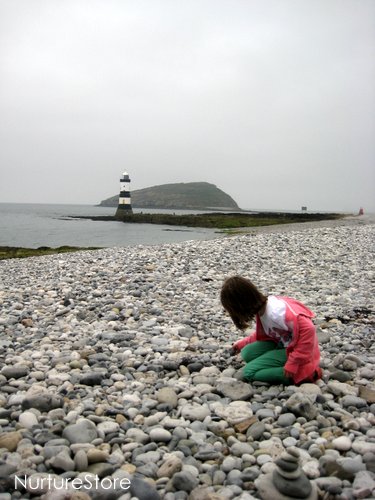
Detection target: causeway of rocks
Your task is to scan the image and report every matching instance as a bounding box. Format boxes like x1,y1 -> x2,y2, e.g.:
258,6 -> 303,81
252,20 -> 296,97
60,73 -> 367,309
0,216 -> 374,499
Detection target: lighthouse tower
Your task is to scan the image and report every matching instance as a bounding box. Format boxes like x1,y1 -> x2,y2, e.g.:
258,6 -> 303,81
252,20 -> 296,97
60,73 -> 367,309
115,171 -> 133,220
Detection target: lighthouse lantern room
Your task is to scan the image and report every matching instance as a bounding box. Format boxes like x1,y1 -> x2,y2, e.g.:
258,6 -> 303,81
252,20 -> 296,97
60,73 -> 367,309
115,171 -> 133,220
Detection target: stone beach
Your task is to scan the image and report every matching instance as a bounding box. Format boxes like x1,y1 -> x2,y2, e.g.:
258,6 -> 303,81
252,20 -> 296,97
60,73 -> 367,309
0,215 -> 374,500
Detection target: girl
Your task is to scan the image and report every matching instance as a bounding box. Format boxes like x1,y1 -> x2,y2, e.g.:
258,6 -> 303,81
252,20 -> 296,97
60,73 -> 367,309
220,276 -> 321,385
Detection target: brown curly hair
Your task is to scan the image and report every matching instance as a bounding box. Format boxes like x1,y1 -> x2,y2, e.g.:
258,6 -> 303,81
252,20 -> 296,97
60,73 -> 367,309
220,276 -> 267,330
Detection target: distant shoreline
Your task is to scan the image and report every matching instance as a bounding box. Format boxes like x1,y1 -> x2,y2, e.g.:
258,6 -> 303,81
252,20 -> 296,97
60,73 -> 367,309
1,213 -> 372,260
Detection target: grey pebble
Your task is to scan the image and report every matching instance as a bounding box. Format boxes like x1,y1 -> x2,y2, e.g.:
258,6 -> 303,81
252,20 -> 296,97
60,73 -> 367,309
62,419 -> 98,444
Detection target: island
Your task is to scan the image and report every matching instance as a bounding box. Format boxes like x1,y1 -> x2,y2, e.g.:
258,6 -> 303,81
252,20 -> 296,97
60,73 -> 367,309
99,182 -> 240,211
82,180 -> 346,228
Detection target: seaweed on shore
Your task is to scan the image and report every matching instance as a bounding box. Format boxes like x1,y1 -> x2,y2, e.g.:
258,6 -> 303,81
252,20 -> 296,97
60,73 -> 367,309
0,246 -> 101,261
69,211 -> 346,229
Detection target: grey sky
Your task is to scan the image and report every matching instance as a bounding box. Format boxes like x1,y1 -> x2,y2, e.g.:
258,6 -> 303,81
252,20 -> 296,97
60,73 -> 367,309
0,0 -> 374,212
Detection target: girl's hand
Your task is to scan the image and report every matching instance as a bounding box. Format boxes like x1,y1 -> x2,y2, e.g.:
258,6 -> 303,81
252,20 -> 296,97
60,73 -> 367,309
230,340 -> 242,355
231,335 -> 254,355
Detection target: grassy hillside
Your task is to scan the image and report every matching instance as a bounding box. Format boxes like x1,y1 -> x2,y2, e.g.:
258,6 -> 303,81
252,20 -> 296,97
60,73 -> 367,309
100,182 -> 239,210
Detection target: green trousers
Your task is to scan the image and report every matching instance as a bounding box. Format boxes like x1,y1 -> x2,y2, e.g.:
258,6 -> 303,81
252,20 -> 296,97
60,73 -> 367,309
241,340 -> 292,384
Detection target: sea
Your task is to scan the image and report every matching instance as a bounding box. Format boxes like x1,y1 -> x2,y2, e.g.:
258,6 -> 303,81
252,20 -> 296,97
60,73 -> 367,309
0,203 -> 222,248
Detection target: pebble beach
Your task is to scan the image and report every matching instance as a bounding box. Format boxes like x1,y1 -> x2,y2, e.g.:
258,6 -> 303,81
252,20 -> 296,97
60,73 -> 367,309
0,215 -> 374,500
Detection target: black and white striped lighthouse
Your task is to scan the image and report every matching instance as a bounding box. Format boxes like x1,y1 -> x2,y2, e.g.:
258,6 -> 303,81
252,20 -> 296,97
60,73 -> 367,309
115,171 -> 133,220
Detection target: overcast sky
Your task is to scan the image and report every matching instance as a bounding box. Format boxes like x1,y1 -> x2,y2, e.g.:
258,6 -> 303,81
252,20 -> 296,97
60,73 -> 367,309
0,0 -> 374,212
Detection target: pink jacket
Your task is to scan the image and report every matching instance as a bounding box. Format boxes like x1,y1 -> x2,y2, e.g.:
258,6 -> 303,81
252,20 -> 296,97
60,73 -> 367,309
235,296 -> 321,384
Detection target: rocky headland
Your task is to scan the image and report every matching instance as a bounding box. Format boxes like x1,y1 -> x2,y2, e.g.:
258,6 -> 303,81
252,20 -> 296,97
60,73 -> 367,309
0,215 -> 374,499
99,182 -> 239,211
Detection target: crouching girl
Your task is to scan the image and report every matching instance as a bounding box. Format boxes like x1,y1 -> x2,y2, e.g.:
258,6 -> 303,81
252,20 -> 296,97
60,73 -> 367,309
220,276 -> 321,385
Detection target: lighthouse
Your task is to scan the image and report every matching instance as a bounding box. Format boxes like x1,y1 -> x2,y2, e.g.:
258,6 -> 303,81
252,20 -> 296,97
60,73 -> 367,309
115,171 -> 133,220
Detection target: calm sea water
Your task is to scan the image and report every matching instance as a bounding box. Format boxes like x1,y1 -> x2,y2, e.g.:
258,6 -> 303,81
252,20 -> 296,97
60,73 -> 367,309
0,203 -> 220,248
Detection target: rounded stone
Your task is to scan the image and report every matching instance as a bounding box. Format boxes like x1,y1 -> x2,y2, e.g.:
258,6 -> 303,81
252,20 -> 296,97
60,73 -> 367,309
156,387 -> 178,408
275,458 -> 299,472
221,456 -> 242,472
172,471 -> 199,492
257,454 -> 273,466
247,422 -> 266,440
157,455 -> 182,478
130,477 -> 161,500
79,372 -> 104,386
278,413 -> 297,427
86,448 -> 109,464
283,437 -> 298,448
74,449 -> 88,471
97,421 -> 119,434
49,450 -> 75,471
62,419 -> 98,444
331,436 -> 352,451
0,431 -> 22,452
22,392 -> 63,412
230,442 -> 255,457
352,441 -> 375,455
181,404 -> 210,422
149,428 -> 172,442
1,366 -> 29,379
18,411 -> 39,429
272,469 -> 312,498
